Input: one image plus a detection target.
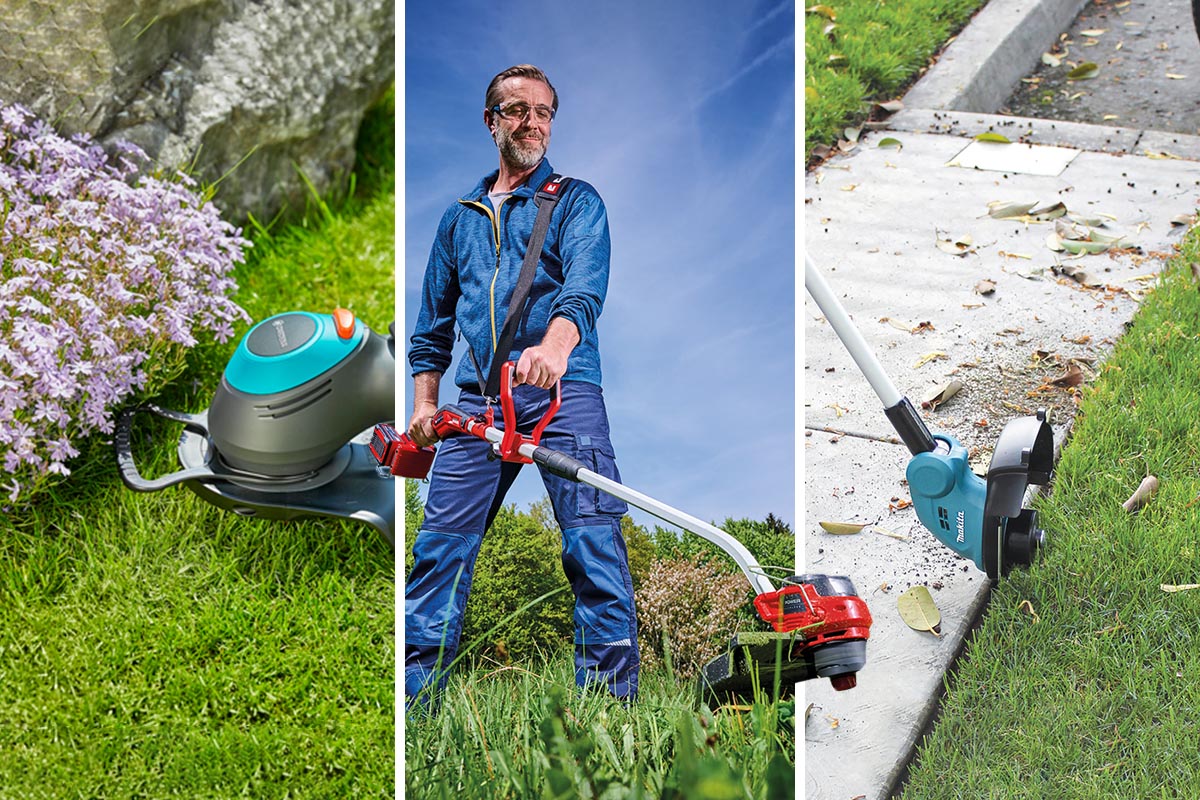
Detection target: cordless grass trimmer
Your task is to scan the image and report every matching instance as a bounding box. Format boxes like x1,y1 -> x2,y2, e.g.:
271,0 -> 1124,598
805,254 -> 1054,579
377,361 -> 873,699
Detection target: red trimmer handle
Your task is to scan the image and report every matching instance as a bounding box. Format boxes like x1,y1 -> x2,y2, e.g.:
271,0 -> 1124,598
496,361 -> 560,463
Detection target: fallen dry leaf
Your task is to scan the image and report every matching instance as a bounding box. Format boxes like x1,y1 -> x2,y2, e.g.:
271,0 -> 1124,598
1067,62 -> 1100,80
988,200 -> 1037,219
922,379 -> 964,410
871,525 -> 909,541
913,351 -> 949,368
819,521 -> 868,535
1161,583 -> 1200,593
936,232 -> 976,257
1049,362 -> 1086,388
1017,599 -> 1041,624
898,586 -> 942,636
1123,475 -> 1159,512
1052,262 -> 1103,287
1029,202 -> 1068,221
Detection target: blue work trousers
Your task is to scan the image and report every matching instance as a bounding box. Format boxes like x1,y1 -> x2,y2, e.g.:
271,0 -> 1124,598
405,381 -> 639,712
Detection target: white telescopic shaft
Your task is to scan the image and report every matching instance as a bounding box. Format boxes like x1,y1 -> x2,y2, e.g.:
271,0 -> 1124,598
478,426 -> 777,597
804,253 -> 902,408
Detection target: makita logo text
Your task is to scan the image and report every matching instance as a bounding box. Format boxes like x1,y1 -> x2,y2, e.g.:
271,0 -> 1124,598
272,319 -> 289,349
956,510 -> 965,543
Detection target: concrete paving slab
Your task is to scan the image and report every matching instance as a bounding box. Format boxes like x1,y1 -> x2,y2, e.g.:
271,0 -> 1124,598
803,126 -> 1200,797
803,436 -> 991,800
945,139 -> 1081,175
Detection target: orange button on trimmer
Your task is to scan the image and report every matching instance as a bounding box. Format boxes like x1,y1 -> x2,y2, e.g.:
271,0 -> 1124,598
332,307 -> 356,339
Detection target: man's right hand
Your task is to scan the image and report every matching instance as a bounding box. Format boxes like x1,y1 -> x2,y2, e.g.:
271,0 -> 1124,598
408,401 -> 440,448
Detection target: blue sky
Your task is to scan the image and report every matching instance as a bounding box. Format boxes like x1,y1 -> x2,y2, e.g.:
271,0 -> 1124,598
402,0 -> 796,532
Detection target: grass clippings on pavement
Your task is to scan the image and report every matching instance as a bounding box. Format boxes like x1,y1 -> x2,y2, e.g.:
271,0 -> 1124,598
902,231 -> 1200,798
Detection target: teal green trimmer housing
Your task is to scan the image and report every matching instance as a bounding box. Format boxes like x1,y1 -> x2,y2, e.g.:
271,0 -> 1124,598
806,255 -> 1055,580
116,310 -> 397,545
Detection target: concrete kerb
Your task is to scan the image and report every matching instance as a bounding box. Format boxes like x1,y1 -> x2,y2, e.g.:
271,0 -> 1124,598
901,0 -> 1091,114
804,1 -> 1200,798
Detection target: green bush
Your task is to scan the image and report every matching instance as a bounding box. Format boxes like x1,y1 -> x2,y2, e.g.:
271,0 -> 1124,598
405,482 -> 664,661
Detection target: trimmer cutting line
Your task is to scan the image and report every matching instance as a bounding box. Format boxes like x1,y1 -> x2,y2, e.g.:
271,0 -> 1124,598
375,361 -> 874,698
805,254 -> 1055,580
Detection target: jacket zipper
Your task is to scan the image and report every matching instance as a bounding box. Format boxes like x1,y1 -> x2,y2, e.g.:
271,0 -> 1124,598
460,196 -> 508,351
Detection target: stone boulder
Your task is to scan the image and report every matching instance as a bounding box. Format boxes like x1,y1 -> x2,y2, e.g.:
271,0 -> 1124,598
0,0 -> 394,221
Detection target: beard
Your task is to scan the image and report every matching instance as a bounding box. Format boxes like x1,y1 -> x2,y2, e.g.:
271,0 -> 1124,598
495,123 -> 546,171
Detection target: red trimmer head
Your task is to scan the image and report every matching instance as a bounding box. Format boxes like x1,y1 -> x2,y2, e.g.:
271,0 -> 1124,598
698,573 -> 872,699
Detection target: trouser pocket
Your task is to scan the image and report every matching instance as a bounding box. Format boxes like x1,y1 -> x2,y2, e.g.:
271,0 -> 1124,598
574,433 -> 628,517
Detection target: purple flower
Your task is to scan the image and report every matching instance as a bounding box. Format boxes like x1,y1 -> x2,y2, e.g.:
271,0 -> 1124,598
0,103 -> 251,503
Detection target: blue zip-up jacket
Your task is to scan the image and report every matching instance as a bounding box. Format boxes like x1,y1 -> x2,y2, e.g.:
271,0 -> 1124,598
409,158 -> 610,390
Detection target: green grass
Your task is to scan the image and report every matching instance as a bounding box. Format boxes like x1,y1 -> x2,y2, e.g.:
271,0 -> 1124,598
0,90 -> 396,798
803,0 -> 987,159
900,233 -> 1200,797
404,653 -> 795,799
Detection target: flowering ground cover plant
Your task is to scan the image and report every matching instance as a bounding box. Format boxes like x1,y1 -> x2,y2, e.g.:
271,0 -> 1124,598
0,104 -> 249,503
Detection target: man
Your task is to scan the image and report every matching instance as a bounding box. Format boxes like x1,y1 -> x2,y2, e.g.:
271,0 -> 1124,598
405,65 -> 639,712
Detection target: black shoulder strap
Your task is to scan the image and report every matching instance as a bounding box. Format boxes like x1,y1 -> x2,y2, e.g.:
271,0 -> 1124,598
480,173 -> 569,399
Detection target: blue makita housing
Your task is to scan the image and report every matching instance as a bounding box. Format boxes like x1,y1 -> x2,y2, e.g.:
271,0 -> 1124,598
907,413 -> 1054,580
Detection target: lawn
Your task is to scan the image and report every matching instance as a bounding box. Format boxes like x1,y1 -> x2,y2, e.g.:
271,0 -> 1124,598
404,651 -> 796,799
0,93 -> 396,798
900,231 -> 1200,797
803,0 -> 987,159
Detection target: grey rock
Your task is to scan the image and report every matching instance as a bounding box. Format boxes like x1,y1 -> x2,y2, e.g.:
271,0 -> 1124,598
0,0 -> 394,221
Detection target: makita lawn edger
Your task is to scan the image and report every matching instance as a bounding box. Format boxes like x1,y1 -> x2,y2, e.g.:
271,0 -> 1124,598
374,360 -> 874,700
116,308 -> 398,544
805,254 -> 1055,580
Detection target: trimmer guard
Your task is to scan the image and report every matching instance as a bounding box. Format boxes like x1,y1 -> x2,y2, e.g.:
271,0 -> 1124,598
698,632 -> 869,703
982,409 -> 1054,580
116,405 -> 395,545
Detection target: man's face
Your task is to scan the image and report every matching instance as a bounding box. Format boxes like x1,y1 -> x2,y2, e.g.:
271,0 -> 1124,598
488,77 -> 554,171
